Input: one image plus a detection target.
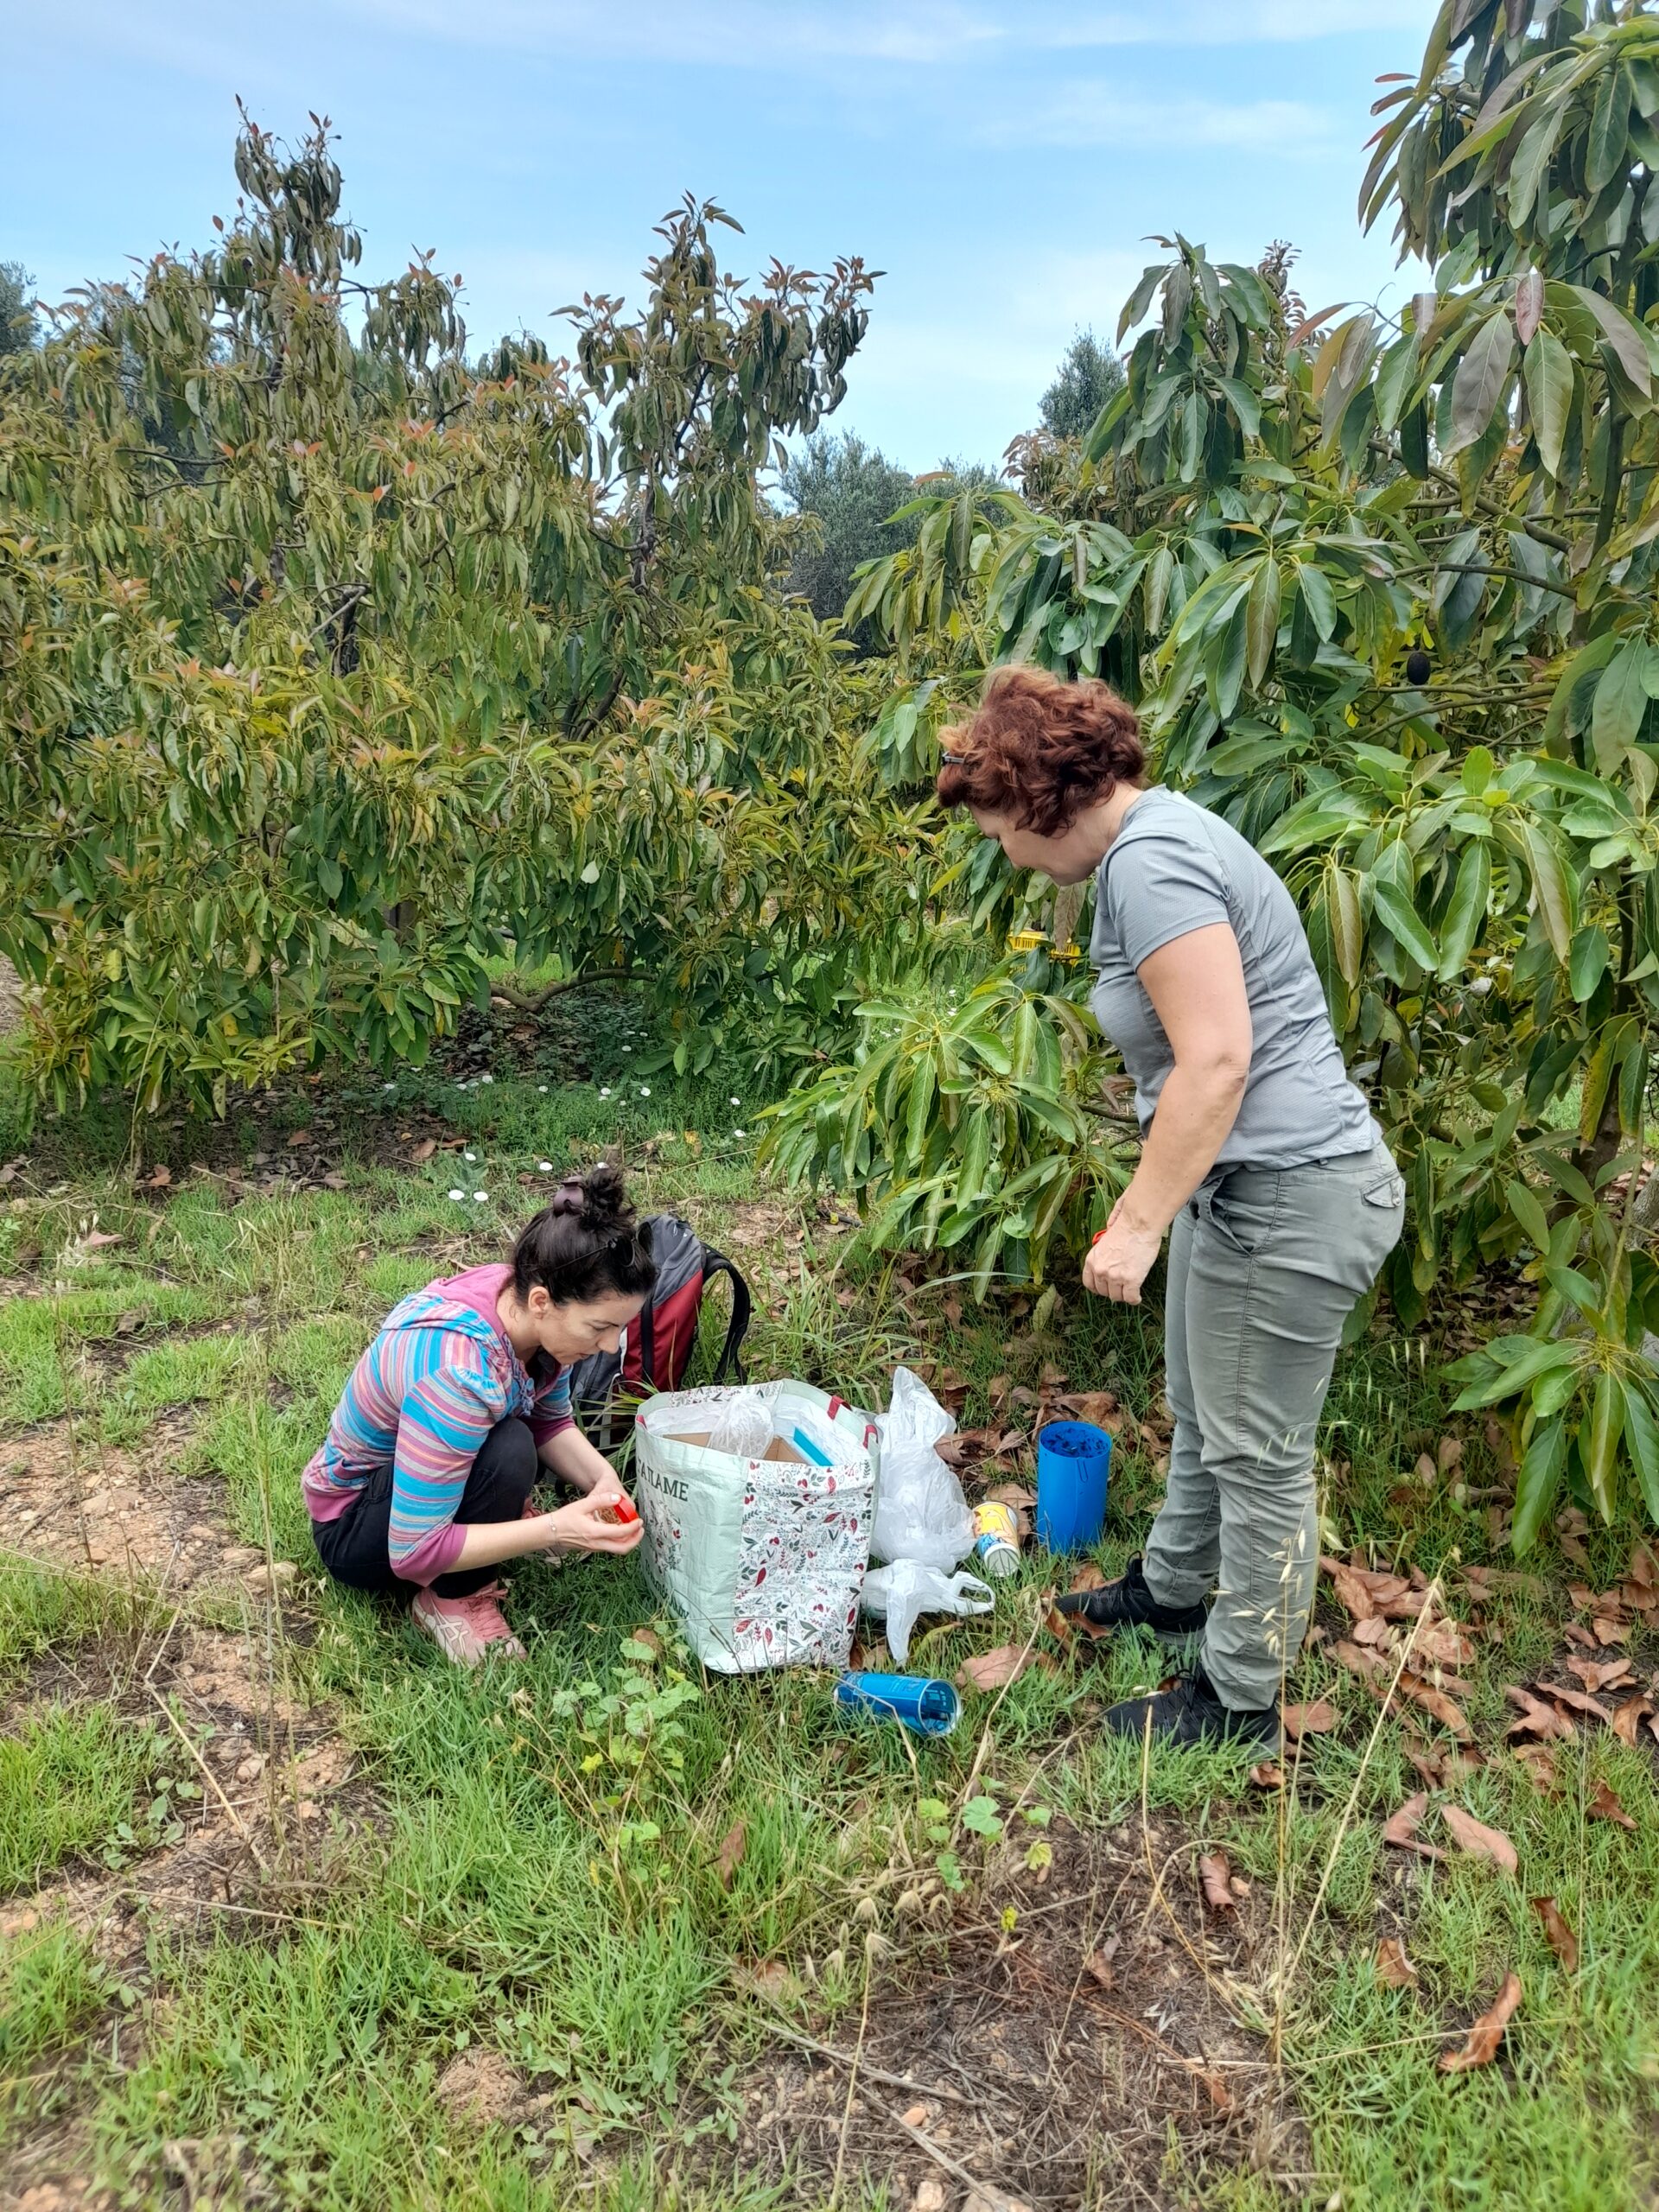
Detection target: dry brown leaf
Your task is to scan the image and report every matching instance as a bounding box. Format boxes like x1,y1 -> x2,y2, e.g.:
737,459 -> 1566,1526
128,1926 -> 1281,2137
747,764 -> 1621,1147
986,1372 -> 1012,1413
1198,1852 -> 1236,1915
1512,1743 -> 1562,1796
1396,1675 -> 1474,1741
142,1164 -> 173,1188
984,1481 -> 1037,1513
1066,1562 -> 1108,1594
1591,1616 -> 1630,1648
1504,1686 -> 1577,1742
1587,1778 -> 1636,1831
1439,1972 -> 1522,2073
409,1137 -> 437,1163
1376,1936 -> 1418,1987
1564,1655 -> 1634,1694
1437,1434 -> 1464,1471
1538,1682 -> 1614,1726
1628,1539 -> 1658,1591
714,1819 -> 747,1891
1414,1622 -> 1477,1670
734,1960 -> 796,2002
1531,1896 -> 1578,1971
1382,1793 -> 1446,1861
1611,1692 -> 1655,1746
286,1128 -> 313,1148
1055,1389 -> 1122,1431
1324,1561 -> 1379,1622
1283,1699 -> 1338,1741
1085,1935 -> 1120,1991
1332,1638 -> 1389,1683
957,1643 -> 1038,1693
1043,1600 -> 1077,1647
1353,1615 -> 1395,1649
1440,1804 -> 1518,1875
1249,1761 -> 1285,1790
1406,1746 -> 1446,1788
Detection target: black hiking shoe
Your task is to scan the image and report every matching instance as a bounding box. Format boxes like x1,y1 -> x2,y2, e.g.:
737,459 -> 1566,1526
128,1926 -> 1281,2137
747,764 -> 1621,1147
1101,1662 -> 1280,1751
1052,1554 -> 1207,1648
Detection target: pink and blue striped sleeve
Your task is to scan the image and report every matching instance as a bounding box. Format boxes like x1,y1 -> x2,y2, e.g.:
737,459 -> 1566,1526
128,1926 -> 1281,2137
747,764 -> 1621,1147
386,1335 -> 505,1584
528,1364 -> 575,1449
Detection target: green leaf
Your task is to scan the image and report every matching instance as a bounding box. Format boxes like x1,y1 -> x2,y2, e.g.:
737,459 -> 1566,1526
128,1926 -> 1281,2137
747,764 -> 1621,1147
1436,839 -> 1491,979
1449,1336 -> 1577,1409
1583,1368 -> 1623,1522
1330,865 -> 1363,988
1295,561 -> 1338,642
1504,1177 -> 1550,1251
1446,310 -> 1516,458
1586,60 -> 1634,196
1368,874 -> 1439,971
1620,1380 -> 1659,1522
1568,924 -> 1611,1004
961,1795 -> 1003,1839
1516,823 -> 1576,963
1245,556 -> 1281,690
1522,327 -> 1573,480
1511,1414 -> 1567,1554
1590,642 -> 1651,770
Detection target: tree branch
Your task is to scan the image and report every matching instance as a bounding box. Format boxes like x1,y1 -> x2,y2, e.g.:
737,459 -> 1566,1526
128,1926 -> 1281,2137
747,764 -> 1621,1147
489,966 -> 647,1012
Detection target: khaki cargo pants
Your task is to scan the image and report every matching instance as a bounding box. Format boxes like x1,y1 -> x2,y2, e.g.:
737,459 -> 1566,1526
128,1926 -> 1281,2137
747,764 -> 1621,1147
1141,1138 -> 1405,1711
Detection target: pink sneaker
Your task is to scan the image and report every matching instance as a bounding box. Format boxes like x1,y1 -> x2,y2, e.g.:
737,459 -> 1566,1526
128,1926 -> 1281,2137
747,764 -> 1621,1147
410,1583 -> 526,1667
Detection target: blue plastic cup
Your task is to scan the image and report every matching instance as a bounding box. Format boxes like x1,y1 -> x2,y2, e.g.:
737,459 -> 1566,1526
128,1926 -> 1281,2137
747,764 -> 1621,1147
1036,1420 -> 1112,1550
833,1670 -> 961,1737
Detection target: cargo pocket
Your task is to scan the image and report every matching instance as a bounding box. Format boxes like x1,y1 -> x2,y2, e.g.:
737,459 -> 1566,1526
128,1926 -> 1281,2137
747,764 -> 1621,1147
1363,1171 -> 1406,1211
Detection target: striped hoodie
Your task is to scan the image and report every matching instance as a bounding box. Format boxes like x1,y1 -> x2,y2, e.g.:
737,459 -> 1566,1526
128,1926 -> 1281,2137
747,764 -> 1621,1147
302,1262 -> 574,1583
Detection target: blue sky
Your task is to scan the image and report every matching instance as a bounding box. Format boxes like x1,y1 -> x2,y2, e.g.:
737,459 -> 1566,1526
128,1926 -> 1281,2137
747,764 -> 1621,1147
8,0 -> 1439,472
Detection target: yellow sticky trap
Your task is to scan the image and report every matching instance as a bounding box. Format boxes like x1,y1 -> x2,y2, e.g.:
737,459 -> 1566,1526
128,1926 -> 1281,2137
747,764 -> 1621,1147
1008,930 -> 1046,953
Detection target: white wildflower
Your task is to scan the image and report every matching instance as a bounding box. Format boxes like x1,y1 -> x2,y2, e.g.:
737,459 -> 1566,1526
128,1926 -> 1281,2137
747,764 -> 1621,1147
447,1189 -> 465,1202
474,1191 -> 489,1203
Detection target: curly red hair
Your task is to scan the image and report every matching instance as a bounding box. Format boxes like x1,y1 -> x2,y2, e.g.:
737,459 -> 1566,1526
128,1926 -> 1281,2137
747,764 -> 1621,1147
934,664 -> 1145,836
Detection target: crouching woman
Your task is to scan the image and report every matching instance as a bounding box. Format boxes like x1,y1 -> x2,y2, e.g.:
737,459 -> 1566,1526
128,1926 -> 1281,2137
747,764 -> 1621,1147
303,1166 -> 655,1666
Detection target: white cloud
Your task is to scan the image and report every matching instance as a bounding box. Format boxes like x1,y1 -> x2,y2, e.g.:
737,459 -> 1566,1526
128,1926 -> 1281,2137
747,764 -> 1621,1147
972,92 -> 1337,156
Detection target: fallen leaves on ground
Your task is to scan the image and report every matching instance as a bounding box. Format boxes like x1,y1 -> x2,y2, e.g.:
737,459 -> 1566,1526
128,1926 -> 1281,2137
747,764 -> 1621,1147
409,1137 -> 437,1163
935,1427 -> 1027,1470
1052,1389 -> 1122,1432
1531,1897 -> 1578,1970
1563,1654 -> 1634,1694
957,1643 -> 1046,1693
1440,1804 -> 1518,1875
1249,1761 -> 1285,1790
1066,1561 -> 1108,1594
1537,1681 -> 1614,1726
1085,1935 -> 1120,1991
1383,1793 -> 1447,1862
1587,1778 -> 1636,1831
1439,1972 -> 1522,2074
1505,1685 -> 1577,1742
1511,1743 -> 1561,1796
1198,1852 -> 1236,1915
714,1819 -> 747,1890
1376,1936 -> 1418,1987
1283,1699 -> 1338,1741
1397,1674 -> 1475,1741
1611,1691 -> 1656,1745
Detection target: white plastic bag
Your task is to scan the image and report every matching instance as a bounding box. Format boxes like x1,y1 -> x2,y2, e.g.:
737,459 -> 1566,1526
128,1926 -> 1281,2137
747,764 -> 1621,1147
870,1366 -> 975,1573
861,1561 -> 995,1667
704,1386 -> 773,1459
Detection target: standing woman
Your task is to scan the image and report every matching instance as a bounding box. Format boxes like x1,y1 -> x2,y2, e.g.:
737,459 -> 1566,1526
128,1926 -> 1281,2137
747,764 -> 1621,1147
304,1166 -> 654,1666
937,666 -> 1404,1748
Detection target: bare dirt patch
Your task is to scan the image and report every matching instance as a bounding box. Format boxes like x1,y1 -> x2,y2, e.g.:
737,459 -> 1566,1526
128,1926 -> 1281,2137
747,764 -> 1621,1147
1,1419 -> 263,1594
715,1821 -> 1300,2212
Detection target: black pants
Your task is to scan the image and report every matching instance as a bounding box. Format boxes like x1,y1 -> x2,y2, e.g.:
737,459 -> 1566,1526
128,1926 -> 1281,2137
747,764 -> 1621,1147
311,1417 -> 539,1599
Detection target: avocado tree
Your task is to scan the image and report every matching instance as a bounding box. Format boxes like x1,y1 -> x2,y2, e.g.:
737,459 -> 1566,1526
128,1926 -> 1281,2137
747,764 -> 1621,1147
0,114 -> 927,1108
785,0 -> 1659,1545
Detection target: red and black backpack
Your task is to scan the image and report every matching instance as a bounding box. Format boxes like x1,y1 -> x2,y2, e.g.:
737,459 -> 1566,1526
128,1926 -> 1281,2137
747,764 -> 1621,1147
568,1215 -> 752,1452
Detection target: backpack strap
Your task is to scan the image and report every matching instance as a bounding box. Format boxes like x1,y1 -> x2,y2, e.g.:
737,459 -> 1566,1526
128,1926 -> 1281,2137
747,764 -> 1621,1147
699,1247 -> 753,1385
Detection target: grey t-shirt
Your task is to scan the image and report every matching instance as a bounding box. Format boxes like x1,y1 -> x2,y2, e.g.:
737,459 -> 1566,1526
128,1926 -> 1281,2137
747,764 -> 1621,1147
1088,787 -> 1376,1171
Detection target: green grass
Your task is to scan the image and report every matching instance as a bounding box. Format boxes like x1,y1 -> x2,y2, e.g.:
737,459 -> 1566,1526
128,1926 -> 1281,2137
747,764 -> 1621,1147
0,1916 -> 111,2148
0,1705 -> 169,1891
0,1556 -> 162,1681
1,1039 -> 1656,2209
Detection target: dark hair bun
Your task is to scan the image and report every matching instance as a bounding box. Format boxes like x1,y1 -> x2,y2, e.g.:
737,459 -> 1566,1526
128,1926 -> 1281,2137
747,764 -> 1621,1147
512,1166 -> 657,1308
